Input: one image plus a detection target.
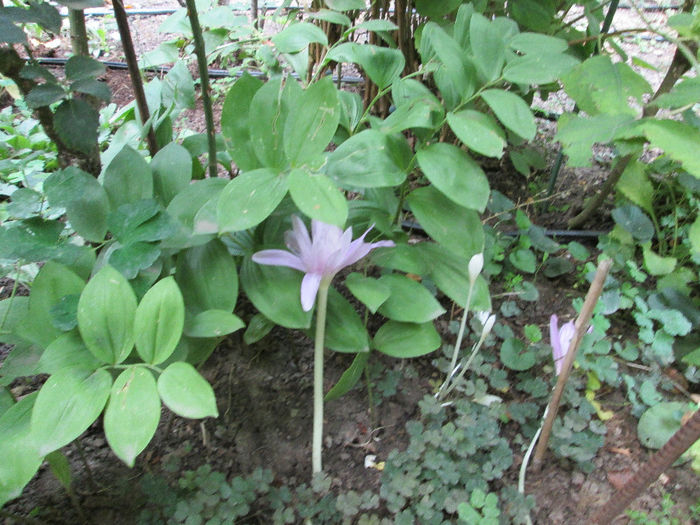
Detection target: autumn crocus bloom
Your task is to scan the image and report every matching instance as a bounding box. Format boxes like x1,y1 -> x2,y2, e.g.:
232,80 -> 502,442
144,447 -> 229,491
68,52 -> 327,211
252,216 -> 395,311
549,314 -> 577,375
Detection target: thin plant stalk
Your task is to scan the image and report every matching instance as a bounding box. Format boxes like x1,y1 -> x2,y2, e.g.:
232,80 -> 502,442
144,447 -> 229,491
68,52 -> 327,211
185,0 -> 218,178
532,258 -> 612,468
436,281 -> 474,401
68,9 -> 89,56
112,0 -> 158,157
312,277 -> 331,475
440,329 -> 490,400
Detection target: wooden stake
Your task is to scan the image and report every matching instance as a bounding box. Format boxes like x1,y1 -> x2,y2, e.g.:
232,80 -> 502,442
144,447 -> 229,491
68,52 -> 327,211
532,258 -> 613,469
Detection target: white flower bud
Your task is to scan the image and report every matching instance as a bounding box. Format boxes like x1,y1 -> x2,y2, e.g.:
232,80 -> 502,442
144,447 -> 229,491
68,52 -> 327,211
468,253 -> 484,283
483,314 -> 496,337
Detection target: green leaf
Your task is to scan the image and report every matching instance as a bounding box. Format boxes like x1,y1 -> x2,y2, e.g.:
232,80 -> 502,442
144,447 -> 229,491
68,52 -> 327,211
70,78 -> 111,102
6,188 -> 42,219
653,77 -> 700,110
638,402 -> 693,449
0,394 -> 42,507
217,168 -> 288,233
555,113 -> 636,166
0,343 -> 42,387
562,56 -> 651,116
77,265 -> 137,364
0,17 -> 27,44
272,22 -> 327,53
108,242 -> 161,280
108,200 -> 177,245
324,288 -> 369,353
689,216 -> 700,254
0,219 -> 64,263
46,451 -> 72,491
151,142 -> 192,206
134,278 -> 184,365
642,243 -> 676,276
240,257 -> 312,329
327,130 -> 409,188
309,9 -> 351,26
157,362 -> 218,419
49,294 -> 79,331
509,249 -> 536,273
289,169 -> 347,227
54,99 -> 99,154
162,61 -> 195,110
25,83 -> 65,108
407,186 -> 484,260
446,110 -> 506,158
640,120 -> 700,178
243,313 -> 274,345
31,367 -> 112,456
415,0 -> 462,19
65,55 -> 105,82
0,296 -> 29,346
176,240 -> 238,315
416,143 -> 489,212
221,73 -> 263,172
509,33 -> 568,54
324,0 -> 365,11
470,13 -> 505,82
543,256 -> 574,278
345,272 -> 390,314
249,78 -> 295,169
38,332 -> 101,375
374,321 -> 441,358
370,243 -> 429,275
377,274 -> 445,323
325,351 -> 369,402
351,45 -> 405,90
503,53 -> 580,85
500,338 -> 536,371
616,160 -> 654,213
416,243 -> 491,312
104,367 -> 160,467
15,262 -> 85,348
102,146 -> 153,210
44,167 -> 110,242
480,89 -> 536,141
184,310 -> 245,338
611,205 -> 654,242
284,77 -> 339,166
165,178 -> 228,248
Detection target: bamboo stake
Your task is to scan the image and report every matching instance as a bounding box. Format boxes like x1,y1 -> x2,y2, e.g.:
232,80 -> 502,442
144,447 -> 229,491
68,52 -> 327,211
532,258 -> 613,468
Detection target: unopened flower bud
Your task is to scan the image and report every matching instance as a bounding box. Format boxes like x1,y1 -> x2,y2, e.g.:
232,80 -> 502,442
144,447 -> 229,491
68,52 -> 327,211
468,253 -> 484,283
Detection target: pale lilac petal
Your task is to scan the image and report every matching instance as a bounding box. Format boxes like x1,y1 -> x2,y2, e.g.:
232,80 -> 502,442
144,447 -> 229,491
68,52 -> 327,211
287,215 -> 312,255
300,272 -> 322,311
550,315 -> 564,374
559,321 -> 576,356
252,249 -> 306,272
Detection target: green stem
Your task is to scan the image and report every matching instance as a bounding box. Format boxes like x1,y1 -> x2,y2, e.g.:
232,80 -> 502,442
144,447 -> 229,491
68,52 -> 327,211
312,277 -> 332,475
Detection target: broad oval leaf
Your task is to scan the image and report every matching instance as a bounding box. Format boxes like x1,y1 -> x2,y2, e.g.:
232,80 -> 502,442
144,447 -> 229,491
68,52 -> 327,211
38,331 -> 101,375
157,362 -> 218,419
324,288 -> 369,353
509,33 -> 568,55
345,272 -> 390,314
134,277 -> 185,365
184,310 -> 245,338
374,321 -> 441,358
175,240 -> 238,315
377,274 -> 445,323
288,169 -> 348,227
470,13 -> 505,82
407,186 -> 484,260
446,110 -> 506,159
102,145 -> 153,210
416,143 -> 489,212
249,78 -> 296,169
271,22 -> 328,53
104,367 -> 161,467
217,168 -> 289,233
611,204 -> 654,242
240,257 -> 312,329
327,130 -> 409,188
503,53 -> 580,85
54,99 -> 99,155
165,178 -> 228,248
480,89 -> 536,141
77,265 -> 137,364
30,367 -> 112,456
150,142 -> 192,206
500,338 -> 536,371
352,45 -> 405,90
284,77 -> 339,166
221,73 -> 264,172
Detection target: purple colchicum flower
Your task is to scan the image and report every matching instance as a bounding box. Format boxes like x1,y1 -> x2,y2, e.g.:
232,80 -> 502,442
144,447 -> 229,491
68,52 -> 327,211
252,216 -> 395,311
549,314 -> 577,376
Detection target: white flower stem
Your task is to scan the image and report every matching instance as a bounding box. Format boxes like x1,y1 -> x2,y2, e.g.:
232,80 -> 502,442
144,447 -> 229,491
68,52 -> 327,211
312,277 -> 331,475
437,281 -> 474,400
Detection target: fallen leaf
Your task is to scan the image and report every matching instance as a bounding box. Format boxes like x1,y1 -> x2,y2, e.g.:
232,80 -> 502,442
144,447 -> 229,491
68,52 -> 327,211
608,447 -> 632,456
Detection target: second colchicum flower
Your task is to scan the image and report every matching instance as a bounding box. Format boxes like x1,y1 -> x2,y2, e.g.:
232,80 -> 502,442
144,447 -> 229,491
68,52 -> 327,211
252,216 -> 394,474
549,314 -> 576,376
